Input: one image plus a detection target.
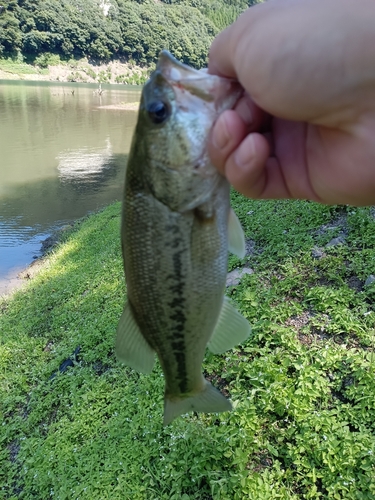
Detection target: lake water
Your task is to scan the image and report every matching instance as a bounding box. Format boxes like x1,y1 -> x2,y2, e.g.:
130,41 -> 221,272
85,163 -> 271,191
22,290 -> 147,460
0,80 -> 141,295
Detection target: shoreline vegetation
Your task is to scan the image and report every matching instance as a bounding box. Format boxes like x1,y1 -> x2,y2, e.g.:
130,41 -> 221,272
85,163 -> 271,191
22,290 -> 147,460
1,198 -> 375,498
0,56 -> 152,85
0,0 -> 261,85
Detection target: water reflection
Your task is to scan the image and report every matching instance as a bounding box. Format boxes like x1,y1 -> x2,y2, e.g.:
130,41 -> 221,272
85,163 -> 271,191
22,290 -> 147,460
57,138 -> 113,183
0,80 -> 140,294
0,152 -> 128,287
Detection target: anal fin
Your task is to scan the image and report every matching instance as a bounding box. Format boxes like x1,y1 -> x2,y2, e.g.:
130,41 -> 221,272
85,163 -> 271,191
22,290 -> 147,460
115,301 -> 155,374
207,296 -> 251,354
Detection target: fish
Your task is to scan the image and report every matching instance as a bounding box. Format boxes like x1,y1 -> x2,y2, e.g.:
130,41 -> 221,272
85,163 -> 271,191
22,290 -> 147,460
116,50 -> 251,425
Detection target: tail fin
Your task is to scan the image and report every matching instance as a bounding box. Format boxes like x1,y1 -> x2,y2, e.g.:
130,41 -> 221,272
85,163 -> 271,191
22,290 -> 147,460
163,380 -> 232,426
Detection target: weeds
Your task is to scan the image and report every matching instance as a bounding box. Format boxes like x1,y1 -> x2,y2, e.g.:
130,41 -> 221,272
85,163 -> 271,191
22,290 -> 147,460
1,198 -> 375,499
34,53 -> 62,69
115,68 -> 152,86
0,57 -> 41,75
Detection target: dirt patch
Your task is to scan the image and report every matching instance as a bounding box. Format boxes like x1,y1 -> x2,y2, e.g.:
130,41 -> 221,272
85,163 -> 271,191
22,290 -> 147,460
204,372 -> 230,398
245,238 -> 259,256
7,441 -> 20,463
347,276 -> 363,292
17,259 -> 47,281
285,311 -> 312,333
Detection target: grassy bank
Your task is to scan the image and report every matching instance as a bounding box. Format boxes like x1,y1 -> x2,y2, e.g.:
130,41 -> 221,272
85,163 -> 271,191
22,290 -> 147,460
1,198 -> 375,499
0,56 -> 151,85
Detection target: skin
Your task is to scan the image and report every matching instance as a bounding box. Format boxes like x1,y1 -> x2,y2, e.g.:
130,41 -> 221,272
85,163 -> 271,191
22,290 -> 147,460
207,0 -> 375,206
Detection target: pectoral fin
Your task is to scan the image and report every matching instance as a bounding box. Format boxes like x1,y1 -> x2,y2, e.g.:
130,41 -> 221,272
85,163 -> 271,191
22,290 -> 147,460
228,208 -> 245,258
115,301 -> 155,374
208,297 -> 251,354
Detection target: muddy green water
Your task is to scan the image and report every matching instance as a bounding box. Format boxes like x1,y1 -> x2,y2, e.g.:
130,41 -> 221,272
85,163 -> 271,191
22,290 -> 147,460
0,80 -> 141,294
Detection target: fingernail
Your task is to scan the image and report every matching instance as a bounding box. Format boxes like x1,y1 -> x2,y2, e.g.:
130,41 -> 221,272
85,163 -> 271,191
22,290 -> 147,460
213,115 -> 229,150
234,136 -> 255,169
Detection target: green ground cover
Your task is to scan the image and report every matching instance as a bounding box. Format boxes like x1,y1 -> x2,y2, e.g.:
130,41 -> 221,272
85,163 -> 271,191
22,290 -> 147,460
1,198 -> 375,499
0,57 -> 45,76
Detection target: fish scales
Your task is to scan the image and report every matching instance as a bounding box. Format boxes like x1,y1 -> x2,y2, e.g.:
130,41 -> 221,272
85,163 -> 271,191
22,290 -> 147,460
116,50 -> 251,425
123,176 -> 229,396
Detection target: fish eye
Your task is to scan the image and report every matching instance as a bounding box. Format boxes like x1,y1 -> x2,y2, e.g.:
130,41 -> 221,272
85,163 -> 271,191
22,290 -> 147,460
147,101 -> 170,124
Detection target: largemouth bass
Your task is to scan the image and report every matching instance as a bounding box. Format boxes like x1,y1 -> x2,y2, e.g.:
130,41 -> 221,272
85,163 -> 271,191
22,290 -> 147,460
116,50 -> 251,425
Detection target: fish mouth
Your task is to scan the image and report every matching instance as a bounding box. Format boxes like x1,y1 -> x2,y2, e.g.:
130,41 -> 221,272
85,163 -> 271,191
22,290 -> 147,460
157,50 -> 204,83
155,50 -> 243,109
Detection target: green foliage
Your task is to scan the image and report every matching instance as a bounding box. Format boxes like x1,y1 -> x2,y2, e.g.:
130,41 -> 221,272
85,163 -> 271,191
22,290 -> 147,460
67,70 -> 87,82
0,3 -> 22,56
115,68 -> 152,85
198,0 -> 249,30
34,51 -> 61,68
83,65 -> 97,80
0,0 -> 257,67
97,68 -> 112,83
1,198 -> 375,498
0,56 -> 41,74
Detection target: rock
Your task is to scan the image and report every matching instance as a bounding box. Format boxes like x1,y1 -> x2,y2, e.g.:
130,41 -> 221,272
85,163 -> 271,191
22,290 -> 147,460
326,234 -> 346,247
365,275 -> 375,286
41,234 -> 59,253
311,247 -> 325,259
40,224 -> 73,254
226,267 -> 253,287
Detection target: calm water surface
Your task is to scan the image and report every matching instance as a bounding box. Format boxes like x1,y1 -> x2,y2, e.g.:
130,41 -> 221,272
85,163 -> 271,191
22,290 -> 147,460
0,80 -> 141,294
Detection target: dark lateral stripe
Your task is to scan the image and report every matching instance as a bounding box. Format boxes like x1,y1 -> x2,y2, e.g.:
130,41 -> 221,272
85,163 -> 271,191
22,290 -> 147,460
170,317 -> 187,392
172,345 -> 188,393
168,244 -> 188,394
168,297 -> 185,309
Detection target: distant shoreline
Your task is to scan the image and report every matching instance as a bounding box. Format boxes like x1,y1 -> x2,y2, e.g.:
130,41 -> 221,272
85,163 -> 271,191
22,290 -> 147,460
0,58 -> 150,85
98,103 -> 140,111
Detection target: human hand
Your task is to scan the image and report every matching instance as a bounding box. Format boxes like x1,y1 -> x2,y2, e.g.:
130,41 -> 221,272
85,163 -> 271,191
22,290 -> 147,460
208,0 -> 375,206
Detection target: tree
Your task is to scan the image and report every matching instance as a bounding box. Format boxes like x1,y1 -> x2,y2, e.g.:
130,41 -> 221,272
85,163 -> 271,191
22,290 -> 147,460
0,0 -> 259,65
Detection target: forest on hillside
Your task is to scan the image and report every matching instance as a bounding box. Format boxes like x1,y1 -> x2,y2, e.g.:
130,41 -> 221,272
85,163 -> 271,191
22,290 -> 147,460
0,0 -> 261,68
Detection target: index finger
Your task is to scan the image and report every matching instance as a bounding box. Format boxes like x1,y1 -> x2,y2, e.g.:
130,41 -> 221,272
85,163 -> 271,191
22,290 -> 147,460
208,4 -> 262,79
208,24 -> 238,78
